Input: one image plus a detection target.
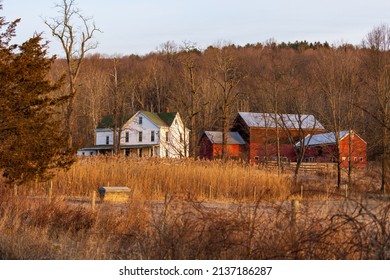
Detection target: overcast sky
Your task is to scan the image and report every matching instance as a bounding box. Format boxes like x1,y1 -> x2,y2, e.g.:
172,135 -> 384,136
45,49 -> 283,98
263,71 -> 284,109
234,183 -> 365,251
3,0 -> 390,56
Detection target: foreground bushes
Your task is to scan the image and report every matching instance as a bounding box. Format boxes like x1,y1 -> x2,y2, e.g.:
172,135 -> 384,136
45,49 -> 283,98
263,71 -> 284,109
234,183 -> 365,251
1,191 -> 390,259
0,157 -> 387,259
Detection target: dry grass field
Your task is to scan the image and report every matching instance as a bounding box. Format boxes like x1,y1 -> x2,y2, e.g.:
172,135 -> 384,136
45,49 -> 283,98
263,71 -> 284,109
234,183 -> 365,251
0,156 -> 388,260
17,156 -> 292,201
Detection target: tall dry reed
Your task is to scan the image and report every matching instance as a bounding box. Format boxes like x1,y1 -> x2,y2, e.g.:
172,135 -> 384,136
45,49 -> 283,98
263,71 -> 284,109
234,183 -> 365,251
19,156 -> 291,202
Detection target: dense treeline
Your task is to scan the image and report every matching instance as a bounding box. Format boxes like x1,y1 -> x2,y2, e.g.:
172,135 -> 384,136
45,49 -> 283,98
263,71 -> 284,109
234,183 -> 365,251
60,34 -> 389,166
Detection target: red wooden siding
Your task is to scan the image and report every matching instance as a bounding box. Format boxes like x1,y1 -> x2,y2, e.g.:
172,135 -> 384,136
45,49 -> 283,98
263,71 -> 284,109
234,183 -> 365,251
299,133 -> 367,167
199,134 -> 246,160
247,127 -> 324,164
339,134 -> 367,167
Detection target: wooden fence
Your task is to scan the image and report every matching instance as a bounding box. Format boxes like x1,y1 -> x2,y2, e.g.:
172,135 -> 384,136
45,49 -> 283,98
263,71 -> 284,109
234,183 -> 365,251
260,161 -> 337,173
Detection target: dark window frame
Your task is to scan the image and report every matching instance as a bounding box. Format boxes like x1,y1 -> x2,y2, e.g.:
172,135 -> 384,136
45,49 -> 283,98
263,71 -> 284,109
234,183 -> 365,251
151,131 -> 155,142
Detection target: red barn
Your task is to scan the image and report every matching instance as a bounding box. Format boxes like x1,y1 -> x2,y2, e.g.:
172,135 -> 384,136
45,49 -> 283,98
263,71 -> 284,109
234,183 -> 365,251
199,131 -> 246,160
232,112 -> 325,164
297,130 -> 367,167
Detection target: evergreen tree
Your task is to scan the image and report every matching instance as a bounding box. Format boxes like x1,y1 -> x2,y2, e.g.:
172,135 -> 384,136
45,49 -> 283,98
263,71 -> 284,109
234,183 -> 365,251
0,6 -> 74,185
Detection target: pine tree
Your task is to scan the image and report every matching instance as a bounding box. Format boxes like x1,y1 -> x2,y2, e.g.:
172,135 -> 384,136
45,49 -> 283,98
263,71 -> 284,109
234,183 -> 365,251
0,7 -> 74,185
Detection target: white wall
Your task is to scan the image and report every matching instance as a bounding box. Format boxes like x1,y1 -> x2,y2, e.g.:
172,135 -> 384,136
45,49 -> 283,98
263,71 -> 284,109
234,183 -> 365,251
93,112 -> 189,158
161,113 -> 190,158
121,112 -> 161,146
77,149 -> 98,156
96,129 -> 114,145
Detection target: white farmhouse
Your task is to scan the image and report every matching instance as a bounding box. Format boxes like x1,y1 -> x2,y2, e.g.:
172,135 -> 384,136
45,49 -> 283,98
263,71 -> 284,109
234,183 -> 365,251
77,110 -> 189,158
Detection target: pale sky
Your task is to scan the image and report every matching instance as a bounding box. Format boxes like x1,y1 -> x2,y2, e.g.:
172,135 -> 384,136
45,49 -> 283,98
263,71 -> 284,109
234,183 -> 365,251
3,0 -> 390,56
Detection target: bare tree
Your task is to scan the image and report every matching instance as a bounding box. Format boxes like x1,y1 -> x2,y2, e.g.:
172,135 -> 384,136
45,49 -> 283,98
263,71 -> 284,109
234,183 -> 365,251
312,46 -> 361,189
75,55 -> 110,146
171,42 -> 204,157
362,24 -> 390,194
44,0 -> 100,148
256,47 -> 292,173
206,45 -> 245,161
109,58 -> 131,155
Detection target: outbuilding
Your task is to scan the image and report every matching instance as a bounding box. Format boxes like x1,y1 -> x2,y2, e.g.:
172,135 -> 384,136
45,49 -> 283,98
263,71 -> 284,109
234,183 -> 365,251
297,130 -> 367,167
199,131 -> 246,160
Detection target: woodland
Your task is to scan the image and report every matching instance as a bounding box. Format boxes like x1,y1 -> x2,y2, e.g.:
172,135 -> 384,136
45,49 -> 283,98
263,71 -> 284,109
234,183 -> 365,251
63,37 -> 387,162
1,0 -> 390,187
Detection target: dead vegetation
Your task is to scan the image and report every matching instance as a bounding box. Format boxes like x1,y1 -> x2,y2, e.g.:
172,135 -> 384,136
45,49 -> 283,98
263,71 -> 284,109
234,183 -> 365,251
15,156 -> 292,202
0,157 -> 388,260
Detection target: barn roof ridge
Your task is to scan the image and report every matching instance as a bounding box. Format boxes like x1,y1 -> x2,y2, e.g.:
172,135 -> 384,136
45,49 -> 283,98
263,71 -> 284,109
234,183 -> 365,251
204,131 -> 246,145
237,112 -> 324,130
297,130 -> 359,147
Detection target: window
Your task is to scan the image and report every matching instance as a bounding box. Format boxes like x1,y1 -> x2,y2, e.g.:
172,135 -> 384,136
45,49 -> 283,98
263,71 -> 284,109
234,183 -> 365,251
360,157 -> 364,162
165,131 -> 169,142
151,131 -> 155,142
106,136 -> 109,145
354,157 -> 358,162
138,131 -> 142,142
139,116 -> 143,124
125,132 -> 129,143
254,156 -> 260,161
341,157 -> 346,161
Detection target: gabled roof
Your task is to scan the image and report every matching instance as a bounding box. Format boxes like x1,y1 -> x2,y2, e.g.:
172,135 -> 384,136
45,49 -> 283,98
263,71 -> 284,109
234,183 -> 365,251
158,112 -> 178,126
237,112 -> 324,130
97,111 -> 179,129
140,111 -> 168,127
204,131 -> 246,145
296,130 -> 349,147
140,111 -> 178,127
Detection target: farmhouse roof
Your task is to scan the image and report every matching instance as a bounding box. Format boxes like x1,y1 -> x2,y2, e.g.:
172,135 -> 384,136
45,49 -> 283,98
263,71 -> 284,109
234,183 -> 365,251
204,131 -> 246,145
97,111 -> 179,129
238,112 -> 324,130
140,110 -> 178,127
297,131 -> 350,147
158,112 -> 178,126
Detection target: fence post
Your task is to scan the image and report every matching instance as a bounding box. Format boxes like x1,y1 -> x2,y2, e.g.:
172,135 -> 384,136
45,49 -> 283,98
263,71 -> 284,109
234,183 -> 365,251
92,191 -> 96,210
291,199 -> 300,226
48,181 -> 53,203
300,185 -> 304,199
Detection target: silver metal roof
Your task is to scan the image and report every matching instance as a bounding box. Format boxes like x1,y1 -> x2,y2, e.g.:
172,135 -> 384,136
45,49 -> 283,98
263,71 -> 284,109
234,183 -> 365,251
238,112 -> 324,130
204,131 -> 246,145
296,131 -> 349,147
